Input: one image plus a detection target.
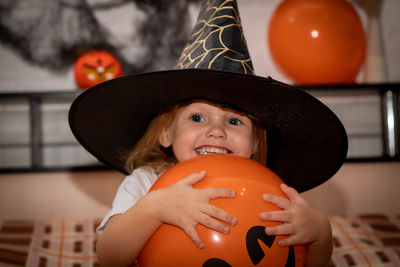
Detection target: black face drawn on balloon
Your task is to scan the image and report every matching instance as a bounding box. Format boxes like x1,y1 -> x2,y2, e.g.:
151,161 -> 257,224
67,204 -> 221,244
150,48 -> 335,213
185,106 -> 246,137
202,226 -> 296,266
203,258 -> 232,267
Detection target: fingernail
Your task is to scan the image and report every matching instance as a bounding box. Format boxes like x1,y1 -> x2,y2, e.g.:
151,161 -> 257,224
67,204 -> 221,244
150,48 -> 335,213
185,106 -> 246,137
231,217 -> 237,225
198,242 -> 205,249
265,227 -> 275,235
200,170 -> 206,175
223,226 -> 230,234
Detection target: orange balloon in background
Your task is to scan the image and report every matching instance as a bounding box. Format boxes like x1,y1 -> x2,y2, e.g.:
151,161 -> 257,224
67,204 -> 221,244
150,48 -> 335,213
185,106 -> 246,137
138,155 -> 306,266
268,0 -> 366,84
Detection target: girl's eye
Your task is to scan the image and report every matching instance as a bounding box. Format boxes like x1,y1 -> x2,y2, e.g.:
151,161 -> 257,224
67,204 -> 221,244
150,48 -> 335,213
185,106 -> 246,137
189,114 -> 205,122
228,118 -> 242,125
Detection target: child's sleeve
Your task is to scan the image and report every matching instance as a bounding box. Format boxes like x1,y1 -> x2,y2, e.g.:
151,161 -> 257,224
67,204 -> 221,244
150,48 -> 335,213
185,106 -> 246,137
96,167 -> 159,234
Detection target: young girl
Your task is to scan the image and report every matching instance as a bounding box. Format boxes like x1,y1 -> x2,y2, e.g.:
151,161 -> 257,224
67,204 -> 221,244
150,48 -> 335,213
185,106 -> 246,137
69,0 -> 347,266
94,101 -> 334,267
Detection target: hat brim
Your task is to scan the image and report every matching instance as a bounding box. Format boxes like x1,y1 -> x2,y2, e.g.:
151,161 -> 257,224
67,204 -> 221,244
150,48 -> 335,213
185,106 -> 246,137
69,69 -> 347,192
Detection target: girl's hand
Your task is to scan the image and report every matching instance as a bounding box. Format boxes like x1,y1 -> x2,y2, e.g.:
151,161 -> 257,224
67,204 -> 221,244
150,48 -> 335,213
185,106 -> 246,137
259,184 -> 332,267
147,170 -> 237,249
259,184 -> 331,247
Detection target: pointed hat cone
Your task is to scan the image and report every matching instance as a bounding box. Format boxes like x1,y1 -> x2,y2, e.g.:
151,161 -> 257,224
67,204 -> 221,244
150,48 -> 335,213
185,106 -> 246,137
176,0 -> 254,74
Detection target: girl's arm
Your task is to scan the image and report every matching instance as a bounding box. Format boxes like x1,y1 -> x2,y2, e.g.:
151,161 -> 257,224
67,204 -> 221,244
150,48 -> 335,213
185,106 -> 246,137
96,195 -> 163,267
96,171 -> 237,267
259,184 -> 333,267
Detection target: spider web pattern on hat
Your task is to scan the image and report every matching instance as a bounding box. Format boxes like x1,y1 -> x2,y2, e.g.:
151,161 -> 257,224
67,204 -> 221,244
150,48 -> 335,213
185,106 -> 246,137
176,0 -> 254,74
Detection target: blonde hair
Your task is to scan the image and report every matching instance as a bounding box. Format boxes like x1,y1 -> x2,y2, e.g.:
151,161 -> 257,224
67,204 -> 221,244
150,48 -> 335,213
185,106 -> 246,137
124,103 -> 267,175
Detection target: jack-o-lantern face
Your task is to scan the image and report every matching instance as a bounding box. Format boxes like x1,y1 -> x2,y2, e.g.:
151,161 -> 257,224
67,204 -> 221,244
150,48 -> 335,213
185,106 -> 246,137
138,155 -> 307,266
74,50 -> 123,89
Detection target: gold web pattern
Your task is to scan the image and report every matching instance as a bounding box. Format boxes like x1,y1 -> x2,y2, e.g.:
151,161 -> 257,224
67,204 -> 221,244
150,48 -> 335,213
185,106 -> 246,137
175,0 -> 254,74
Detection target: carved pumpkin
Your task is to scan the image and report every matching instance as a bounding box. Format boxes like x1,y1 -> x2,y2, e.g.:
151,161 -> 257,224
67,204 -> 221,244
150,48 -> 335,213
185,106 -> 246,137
138,155 -> 306,266
74,50 -> 123,89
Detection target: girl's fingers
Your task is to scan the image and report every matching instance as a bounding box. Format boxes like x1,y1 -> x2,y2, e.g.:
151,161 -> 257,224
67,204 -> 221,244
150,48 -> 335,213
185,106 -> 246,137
180,170 -> 207,185
276,234 -> 301,247
181,224 -> 205,249
183,173 -> 236,199
262,193 -> 291,209
264,223 -> 294,236
259,210 -> 291,222
205,187 -> 236,199
201,204 -> 237,226
196,212 -> 232,234
280,184 -> 304,203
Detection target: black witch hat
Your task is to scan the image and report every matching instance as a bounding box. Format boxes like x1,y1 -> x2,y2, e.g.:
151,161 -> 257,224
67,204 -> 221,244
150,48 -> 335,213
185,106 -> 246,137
69,0 -> 347,192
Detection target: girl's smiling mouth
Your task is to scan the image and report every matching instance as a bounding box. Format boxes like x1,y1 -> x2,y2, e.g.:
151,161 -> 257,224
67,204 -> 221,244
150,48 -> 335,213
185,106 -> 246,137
195,146 -> 233,155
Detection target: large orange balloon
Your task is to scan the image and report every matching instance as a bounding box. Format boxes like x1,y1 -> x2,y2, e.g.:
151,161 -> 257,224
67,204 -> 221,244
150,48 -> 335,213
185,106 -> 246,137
268,0 -> 366,84
138,155 -> 306,266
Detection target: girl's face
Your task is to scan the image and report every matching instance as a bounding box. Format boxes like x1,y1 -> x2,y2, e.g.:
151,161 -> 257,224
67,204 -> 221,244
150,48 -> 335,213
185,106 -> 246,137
159,102 -> 257,162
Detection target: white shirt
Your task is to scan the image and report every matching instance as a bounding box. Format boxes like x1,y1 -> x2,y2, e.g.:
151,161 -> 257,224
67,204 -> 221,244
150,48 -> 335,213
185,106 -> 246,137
97,166 -> 160,234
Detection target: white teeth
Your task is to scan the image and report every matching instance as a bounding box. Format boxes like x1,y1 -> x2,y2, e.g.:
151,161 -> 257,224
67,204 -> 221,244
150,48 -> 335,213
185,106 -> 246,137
195,147 -> 231,155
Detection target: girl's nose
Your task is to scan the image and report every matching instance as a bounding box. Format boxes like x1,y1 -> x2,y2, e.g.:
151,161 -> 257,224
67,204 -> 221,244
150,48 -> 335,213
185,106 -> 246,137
206,123 -> 226,138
